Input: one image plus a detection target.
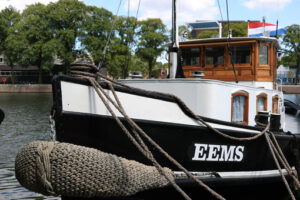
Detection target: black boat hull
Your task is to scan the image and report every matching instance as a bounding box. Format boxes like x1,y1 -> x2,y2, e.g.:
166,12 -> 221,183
52,76 -> 300,199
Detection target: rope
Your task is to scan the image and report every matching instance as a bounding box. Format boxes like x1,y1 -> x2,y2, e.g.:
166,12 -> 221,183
36,141 -> 56,196
98,0 -> 124,70
69,63 -> 300,199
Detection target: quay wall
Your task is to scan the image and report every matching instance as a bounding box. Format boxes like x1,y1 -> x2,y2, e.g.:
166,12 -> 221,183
0,84 -> 52,93
281,85 -> 300,94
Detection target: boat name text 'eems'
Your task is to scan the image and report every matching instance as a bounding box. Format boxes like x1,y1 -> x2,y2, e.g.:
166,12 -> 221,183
192,143 -> 245,162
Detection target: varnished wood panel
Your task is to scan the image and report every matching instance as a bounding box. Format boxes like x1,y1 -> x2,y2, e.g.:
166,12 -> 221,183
180,40 -> 277,84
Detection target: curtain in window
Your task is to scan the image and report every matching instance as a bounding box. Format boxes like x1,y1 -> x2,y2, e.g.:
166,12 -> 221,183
233,95 -> 245,122
257,97 -> 265,112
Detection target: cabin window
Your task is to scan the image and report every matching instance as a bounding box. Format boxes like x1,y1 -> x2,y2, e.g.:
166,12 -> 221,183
257,93 -> 267,112
232,92 -> 249,124
205,46 -> 224,67
231,46 -> 251,64
0,58 -> 3,63
259,45 -> 268,65
181,48 -> 200,66
272,95 -> 279,113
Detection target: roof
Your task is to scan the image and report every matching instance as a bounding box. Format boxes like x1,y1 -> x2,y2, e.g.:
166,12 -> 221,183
188,21 -> 219,29
179,37 -> 280,49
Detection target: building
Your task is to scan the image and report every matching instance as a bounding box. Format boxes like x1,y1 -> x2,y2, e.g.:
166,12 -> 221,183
0,56 -> 52,84
187,20 -> 259,39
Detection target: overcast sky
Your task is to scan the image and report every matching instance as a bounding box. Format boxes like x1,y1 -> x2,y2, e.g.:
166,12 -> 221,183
1,0 -> 299,29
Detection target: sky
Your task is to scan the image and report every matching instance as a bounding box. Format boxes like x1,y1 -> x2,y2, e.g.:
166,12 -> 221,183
0,0 -> 299,30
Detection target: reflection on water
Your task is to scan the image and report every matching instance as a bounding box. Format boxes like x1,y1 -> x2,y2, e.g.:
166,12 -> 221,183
0,93 -> 59,200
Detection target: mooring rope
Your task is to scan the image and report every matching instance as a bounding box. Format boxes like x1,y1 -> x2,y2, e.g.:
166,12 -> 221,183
69,63 -> 300,200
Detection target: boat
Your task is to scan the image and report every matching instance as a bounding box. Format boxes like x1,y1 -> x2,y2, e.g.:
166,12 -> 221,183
15,0 -> 300,199
0,108 -> 4,125
284,99 -> 300,116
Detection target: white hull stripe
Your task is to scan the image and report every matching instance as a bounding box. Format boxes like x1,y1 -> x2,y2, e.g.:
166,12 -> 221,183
61,81 -> 259,133
173,168 -> 294,179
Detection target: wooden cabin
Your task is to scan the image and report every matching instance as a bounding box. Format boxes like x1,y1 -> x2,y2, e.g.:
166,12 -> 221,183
179,37 -> 279,89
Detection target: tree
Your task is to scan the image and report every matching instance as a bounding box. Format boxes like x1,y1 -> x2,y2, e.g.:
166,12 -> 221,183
281,24 -> 300,83
4,32 -> 28,84
0,7 -> 21,83
197,30 -> 219,39
178,25 -> 192,40
79,6 -> 114,66
20,3 -> 58,83
129,55 -> 148,74
222,22 -> 248,37
0,6 -> 20,53
47,0 -> 87,67
136,19 -> 168,77
113,16 -> 138,78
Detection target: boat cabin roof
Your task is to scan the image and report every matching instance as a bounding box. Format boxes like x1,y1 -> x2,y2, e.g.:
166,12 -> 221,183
179,37 -> 280,49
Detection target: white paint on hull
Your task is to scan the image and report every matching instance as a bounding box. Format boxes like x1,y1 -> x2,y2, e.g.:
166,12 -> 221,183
60,81 -> 259,133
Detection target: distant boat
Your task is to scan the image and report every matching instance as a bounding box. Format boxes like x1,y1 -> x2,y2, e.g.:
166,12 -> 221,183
0,108 -> 4,125
284,99 -> 300,116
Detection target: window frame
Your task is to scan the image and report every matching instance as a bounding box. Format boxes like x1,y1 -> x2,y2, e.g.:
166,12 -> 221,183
258,43 -> 270,67
231,91 -> 249,125
204,45 -> 225,69
272,95 -> 279,114
228,44 -> 252,68
181,47 -> 201,67
256,93 -> 268,113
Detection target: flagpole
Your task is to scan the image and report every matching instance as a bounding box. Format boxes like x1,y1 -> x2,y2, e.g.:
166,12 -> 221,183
263,16 -> 265,37
275,19 -> 278,38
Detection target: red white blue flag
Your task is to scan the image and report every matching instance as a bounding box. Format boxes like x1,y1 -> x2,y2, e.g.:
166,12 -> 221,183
248,22 -> 286,37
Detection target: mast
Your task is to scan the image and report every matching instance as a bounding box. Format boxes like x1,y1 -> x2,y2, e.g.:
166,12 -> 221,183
169,0 -> 179,78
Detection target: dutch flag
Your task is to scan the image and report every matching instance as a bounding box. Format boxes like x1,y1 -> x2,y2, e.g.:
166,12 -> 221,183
248,22 -> 286,37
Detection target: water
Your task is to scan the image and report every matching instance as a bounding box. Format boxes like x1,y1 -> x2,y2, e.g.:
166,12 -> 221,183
0,93 -> 59,200
0,93 -> 300,199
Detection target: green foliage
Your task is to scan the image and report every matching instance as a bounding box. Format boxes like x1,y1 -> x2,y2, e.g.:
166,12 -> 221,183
112,16 -> 138,78
197,30 -> 219,39
281,24 -> 300,82
129,55 -> 148,74
288,69 -> 294,79
0,1 -> 170,80
222,22 -> 248,37
47,0 -> 87,66
79,6 -> 114,65
178,25 -> 192,40
0,7 -> 22,83
136,18 -> 168,77
0,6 -> 21,53
20,3 -> 59,83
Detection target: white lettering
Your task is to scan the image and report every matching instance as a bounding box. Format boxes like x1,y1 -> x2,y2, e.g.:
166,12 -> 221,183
206,145 -> 220,161
192,143 -> 245,162
219,145 -> 235,161
235,146 -> 244,162
192,144 -> 207,161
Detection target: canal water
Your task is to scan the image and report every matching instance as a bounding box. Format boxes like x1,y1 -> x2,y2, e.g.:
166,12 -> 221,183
0,93 -> 300,199
0,93 -> 58,200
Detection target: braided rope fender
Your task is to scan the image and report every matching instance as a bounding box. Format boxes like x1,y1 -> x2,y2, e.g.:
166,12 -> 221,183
15,141 -> 173,198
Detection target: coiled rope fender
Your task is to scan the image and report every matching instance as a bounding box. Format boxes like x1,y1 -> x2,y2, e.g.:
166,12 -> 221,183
15,141 -> 173,198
